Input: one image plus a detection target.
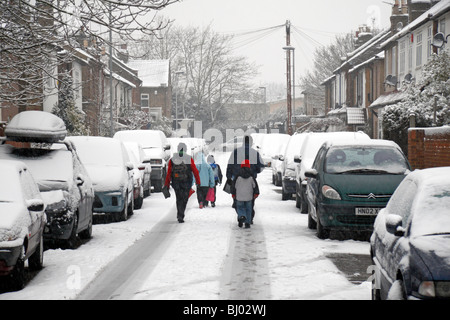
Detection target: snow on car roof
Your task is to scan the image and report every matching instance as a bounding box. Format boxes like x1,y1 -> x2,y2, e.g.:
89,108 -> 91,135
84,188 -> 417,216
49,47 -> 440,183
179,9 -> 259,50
5,111 -> 67,143
326,139 -> 399,149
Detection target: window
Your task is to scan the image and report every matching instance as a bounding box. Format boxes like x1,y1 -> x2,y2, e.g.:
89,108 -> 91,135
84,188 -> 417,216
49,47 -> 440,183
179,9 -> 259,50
408,40 -> 413,70
141,93 -> 149,108
416,32 -> 423,67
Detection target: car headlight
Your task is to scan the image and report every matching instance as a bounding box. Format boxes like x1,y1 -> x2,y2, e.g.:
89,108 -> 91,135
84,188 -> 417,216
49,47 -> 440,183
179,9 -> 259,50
322,185 -> 341,200
419,281 -> 450,298
46,198 -> 68,215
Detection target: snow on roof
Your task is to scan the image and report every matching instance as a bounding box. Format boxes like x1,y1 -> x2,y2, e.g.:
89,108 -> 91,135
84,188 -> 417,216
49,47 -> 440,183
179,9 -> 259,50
380,0 -> 450,48
369,91 -> 406,108
128,60 -> 170,88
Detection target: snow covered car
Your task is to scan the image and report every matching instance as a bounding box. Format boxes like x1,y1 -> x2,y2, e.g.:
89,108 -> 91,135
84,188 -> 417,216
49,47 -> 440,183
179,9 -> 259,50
370,167 -> 450,300
0,111 -> 94,249
294,131 -> 370,211
280,133 -> 308,200
305,139 -> 410,239
113,130 -> 170,192
67,136 -> 134,222
123,141 -> 152,199
0,160 -> 46,290
123,142 -> 146,210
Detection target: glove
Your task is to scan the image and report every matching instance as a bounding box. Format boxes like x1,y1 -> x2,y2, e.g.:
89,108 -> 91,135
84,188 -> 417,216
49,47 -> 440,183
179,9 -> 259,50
253,194 -> 259,199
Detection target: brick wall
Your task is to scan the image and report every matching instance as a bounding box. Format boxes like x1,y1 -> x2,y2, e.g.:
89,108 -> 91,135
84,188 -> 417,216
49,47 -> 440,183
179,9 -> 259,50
408,126 -> 450,170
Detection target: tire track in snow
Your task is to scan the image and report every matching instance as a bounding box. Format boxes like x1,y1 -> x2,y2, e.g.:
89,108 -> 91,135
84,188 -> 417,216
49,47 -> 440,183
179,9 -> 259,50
220,220 -> 271,300
76,204 -> 178,300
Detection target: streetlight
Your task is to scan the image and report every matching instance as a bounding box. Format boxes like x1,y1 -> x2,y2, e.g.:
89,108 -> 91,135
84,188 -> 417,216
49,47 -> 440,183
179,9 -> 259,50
283,45 -> 295,134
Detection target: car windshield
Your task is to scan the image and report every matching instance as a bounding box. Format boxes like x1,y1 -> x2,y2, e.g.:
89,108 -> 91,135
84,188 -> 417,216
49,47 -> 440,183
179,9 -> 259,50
0,170 -> 21,202
325,146 -> 408,174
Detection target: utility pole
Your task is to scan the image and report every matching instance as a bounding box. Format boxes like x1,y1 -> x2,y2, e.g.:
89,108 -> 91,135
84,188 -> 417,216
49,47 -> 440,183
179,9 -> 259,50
285,20 -> 293,135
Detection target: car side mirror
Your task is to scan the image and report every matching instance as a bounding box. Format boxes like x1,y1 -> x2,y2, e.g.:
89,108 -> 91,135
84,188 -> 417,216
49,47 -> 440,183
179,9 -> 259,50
385,214 -> 405,236
26,199 -> 45,212
305,169 -> 318,179
164,144 -> 171,151
126,162 -> 134,171
294,155 -> 301,163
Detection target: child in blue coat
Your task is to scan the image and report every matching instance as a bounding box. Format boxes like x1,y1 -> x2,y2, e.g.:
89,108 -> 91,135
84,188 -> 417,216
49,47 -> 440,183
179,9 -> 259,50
194,152 -> 215,208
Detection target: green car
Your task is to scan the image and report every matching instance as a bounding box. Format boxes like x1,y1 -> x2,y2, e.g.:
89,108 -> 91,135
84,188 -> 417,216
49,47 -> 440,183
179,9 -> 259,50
305,139 -> 411,239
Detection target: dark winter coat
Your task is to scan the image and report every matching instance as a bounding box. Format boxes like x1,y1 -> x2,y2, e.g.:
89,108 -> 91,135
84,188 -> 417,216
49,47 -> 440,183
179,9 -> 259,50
226,135 -> 264,180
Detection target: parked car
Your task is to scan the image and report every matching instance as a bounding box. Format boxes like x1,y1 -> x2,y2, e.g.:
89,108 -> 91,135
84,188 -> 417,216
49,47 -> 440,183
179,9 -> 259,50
123,144 -> 144,210
258,133 -> 290,167
67,136 -> 134,222
294,131 -> 370,212
0,160 -> 46,290
123,141 -> 152,199
271,136 -> 290,186
305,139 -> 410,239
113,130 -> 170,192
281,133 -> 308,200
0,111 -> 94,249
370,167 -> 450,300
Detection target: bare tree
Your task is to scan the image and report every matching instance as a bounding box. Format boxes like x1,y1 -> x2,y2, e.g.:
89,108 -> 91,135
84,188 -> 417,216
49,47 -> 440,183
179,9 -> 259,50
0,0 -> 176,110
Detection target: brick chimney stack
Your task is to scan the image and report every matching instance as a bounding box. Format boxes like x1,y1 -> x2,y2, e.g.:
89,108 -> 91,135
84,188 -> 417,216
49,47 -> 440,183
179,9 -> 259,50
390,0 -> 409,34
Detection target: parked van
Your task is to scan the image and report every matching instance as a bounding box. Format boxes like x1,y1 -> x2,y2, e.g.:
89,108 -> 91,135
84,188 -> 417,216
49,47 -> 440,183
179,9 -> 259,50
114,130 -> 171,192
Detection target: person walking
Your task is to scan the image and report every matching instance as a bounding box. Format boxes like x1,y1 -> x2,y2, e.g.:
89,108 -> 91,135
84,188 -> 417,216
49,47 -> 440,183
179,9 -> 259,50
226,135 -> 264,222
164,142 -> 200,223
194,152 -> 215,208
206,154 -> 223,207
231,160 -> 259,228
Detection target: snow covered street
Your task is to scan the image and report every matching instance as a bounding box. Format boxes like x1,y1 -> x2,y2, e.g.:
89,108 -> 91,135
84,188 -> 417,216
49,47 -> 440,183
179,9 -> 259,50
0,152 -> 372,300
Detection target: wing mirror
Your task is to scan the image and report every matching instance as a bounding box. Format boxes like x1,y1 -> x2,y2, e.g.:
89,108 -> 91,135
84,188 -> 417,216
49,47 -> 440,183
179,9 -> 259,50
385,214 -> 405,236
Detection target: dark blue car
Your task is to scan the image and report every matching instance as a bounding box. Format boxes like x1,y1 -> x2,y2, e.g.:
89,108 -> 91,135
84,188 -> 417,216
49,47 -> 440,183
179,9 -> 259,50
370,167 -> 450,300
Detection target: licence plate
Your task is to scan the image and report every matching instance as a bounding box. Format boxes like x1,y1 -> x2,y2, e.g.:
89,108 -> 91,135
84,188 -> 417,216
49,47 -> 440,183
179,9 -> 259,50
355,207 -> 380,216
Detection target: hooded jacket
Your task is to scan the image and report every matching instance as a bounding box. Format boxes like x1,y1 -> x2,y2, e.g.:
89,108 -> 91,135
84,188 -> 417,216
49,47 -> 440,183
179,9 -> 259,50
194,152 -> 215,188
231,165 -> 260,202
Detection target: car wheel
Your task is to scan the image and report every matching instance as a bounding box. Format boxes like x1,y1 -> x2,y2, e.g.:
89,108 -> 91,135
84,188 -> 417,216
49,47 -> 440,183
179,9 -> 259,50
134,195 -> 143,209
28,234 -> 44,270
65,213 -> 79,249
119,194 -> 129,221
308,211 -> 317,229
9,246 -> 26,291
79,215 -> 92,240
316,205 -> 329,239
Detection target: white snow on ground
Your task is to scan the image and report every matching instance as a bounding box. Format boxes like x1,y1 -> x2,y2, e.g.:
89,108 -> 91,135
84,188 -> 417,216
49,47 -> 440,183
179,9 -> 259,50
0,152 -> 371,300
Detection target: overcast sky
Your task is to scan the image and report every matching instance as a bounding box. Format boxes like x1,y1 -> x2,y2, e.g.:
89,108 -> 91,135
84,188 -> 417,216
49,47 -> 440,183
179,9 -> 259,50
161,0 -> 393,86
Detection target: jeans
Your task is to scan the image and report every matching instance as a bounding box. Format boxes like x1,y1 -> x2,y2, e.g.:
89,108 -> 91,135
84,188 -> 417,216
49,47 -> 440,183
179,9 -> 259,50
235,200 -> 253,224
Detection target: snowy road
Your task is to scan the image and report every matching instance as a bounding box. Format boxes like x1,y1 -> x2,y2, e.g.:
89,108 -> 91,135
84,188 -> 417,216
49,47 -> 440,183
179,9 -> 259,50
0,152 -> 372,300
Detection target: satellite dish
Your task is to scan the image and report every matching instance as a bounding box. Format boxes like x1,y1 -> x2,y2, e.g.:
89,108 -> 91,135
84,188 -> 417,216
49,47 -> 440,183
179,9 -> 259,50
432,32 -> 448,49
404,73 -> 413,83
396,22 -> 404,31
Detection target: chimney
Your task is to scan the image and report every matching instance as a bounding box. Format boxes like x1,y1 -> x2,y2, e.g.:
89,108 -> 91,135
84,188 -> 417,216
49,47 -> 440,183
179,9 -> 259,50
390,0 -> 409,34
407,0 -> 434,23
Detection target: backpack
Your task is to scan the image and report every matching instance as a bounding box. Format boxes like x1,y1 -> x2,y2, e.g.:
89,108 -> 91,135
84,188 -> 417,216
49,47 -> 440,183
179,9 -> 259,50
171,160 -> 190,181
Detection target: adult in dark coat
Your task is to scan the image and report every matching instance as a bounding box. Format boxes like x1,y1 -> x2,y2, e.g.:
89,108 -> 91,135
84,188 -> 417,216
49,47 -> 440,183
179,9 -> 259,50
164,143 -> 200,223
226,135 -> 264,222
